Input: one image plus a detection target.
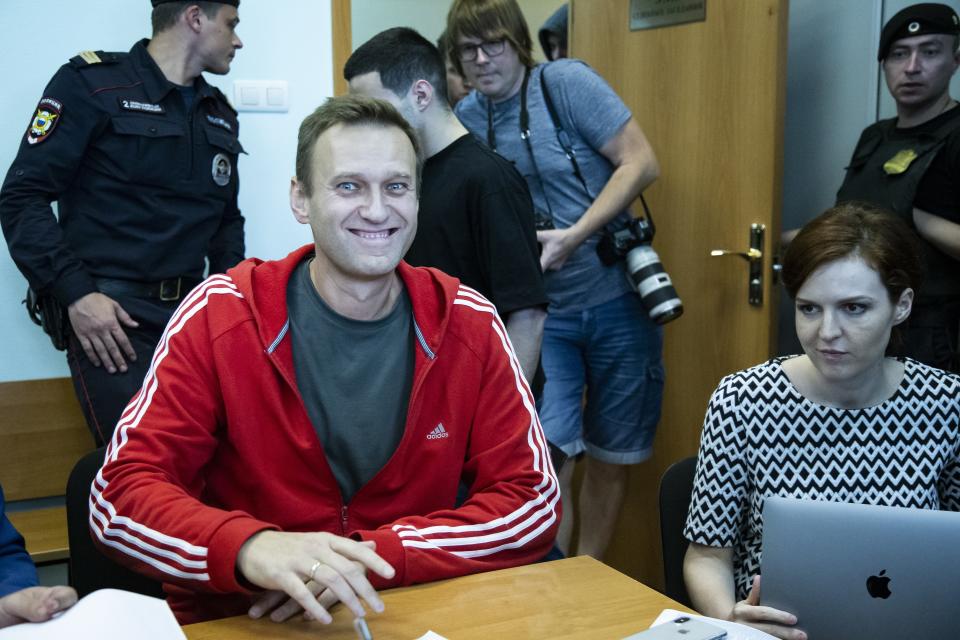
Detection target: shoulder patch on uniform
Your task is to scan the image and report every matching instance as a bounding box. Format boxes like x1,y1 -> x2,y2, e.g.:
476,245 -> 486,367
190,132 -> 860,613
68,50 -> 121,68
25,97 -> 63,145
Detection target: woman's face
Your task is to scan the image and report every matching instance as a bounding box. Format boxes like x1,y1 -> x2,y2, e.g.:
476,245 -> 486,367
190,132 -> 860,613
794,254 -> 912,384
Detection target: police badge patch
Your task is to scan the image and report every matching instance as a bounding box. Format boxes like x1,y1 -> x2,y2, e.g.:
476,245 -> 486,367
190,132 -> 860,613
26,97 -> 63,145
212,153 -> 231,186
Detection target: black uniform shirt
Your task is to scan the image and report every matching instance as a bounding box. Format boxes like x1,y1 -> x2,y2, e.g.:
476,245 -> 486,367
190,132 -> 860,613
0,39 -> 245,306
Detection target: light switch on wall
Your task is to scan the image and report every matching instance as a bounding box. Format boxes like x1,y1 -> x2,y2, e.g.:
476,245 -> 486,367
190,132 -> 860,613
240,86 -> 259,106
232,80 -> 289,112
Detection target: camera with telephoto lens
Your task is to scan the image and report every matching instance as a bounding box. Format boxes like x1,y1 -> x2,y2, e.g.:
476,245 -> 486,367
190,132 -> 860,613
596,216 -> 683,325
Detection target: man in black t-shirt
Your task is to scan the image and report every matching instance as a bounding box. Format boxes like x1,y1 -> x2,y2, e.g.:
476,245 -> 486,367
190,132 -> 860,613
837,3 -> 960,372
345,27 -> 547,387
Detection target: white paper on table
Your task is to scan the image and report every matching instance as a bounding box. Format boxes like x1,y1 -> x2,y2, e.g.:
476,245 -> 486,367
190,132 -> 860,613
650,609 -> 777,640
414,632 -> 449,640
0,589 -> 185,640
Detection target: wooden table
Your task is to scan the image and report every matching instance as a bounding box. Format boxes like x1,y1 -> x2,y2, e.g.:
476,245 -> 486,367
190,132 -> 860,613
183,556 -> 691,639
7,506 -> 69,564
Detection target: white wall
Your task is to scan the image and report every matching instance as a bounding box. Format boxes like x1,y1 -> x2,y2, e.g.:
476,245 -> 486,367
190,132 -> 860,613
0,1 -> 332,382
352,0 -> 451,50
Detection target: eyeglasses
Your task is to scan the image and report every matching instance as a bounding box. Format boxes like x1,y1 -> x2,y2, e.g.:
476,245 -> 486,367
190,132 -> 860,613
457,39 -> 506,62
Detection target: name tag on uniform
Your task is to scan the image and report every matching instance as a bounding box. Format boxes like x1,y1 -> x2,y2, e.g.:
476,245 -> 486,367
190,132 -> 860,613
206,115 -> 233,132
118,98 -> 165,115
883,149 -> 917,175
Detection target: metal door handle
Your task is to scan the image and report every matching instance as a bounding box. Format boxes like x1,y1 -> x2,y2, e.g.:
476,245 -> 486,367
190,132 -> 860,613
710,248 -> 762,261
709,224 -> 765,306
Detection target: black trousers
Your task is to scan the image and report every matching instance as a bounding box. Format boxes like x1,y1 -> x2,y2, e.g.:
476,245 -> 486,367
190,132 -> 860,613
66,295 -> 179,447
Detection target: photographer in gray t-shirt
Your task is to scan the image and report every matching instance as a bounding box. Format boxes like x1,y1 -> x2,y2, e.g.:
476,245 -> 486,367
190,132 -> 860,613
449,0 -> 664,561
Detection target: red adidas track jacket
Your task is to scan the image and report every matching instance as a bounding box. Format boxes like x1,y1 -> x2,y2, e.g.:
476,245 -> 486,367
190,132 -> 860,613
90,245 -> 560,623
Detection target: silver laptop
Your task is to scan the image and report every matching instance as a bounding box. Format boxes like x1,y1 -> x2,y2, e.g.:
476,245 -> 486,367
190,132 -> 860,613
761,497 -> 960,639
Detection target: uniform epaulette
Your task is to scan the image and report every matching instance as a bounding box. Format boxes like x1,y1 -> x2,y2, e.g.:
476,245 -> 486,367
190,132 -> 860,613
213,86 -> 238,115
68,50 -> 122,68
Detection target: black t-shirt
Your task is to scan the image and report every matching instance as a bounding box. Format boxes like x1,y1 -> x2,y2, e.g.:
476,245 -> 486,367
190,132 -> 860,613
405,134 -> 547,316
287,259 -> 414,503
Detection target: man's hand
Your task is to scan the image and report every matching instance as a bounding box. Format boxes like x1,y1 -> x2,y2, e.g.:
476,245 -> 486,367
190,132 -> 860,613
67,292 -> 139,373
248,582 -> 340,622
0,586 -> 78,629
237,531 -> 394,625
247,541 -> 378,623
537,227 -> 583,271
728,576 -> 806,640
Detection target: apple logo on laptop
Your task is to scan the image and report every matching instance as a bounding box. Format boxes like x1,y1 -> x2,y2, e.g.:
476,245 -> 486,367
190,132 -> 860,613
866,569 -> 892,599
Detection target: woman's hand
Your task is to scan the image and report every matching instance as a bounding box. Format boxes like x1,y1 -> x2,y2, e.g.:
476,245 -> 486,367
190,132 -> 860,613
0,586 -> 78,628
728,575 -> 806,640
684,544 -> 805,639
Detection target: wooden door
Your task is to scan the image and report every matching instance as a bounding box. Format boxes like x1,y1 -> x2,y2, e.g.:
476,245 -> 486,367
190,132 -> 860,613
569,1 -> 787,588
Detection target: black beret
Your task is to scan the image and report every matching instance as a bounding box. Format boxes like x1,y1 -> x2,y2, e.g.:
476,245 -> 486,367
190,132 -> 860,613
152,0 -> 239,7
878,3 -> 960,60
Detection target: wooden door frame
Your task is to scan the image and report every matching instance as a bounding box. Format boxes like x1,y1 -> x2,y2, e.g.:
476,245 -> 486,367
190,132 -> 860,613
332,0 -> 351,96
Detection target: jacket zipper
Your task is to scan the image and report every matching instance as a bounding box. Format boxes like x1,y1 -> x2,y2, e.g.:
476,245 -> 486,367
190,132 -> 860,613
264,314 -> 439,521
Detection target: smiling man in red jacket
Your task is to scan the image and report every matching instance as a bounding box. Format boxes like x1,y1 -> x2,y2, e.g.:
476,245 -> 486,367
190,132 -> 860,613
90,94 -> 560,625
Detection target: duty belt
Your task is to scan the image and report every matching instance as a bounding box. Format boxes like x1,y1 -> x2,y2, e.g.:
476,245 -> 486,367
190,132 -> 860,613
94,276 -> 202,302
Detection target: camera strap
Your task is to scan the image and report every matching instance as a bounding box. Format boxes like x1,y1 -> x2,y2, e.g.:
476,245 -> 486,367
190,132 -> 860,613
485,63 -> 655,229
487,68 -> 558,220
535,64 -> 592,200
539,63 -> 656,231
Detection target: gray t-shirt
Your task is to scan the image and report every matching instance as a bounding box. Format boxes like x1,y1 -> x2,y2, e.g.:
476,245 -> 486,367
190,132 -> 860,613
287,259 -> 414,502
456,59 -> 634,312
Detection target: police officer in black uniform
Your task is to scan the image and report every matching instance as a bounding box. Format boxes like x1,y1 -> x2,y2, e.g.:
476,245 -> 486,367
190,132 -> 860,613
837,2 -> 960,373
0,0 -> 246,445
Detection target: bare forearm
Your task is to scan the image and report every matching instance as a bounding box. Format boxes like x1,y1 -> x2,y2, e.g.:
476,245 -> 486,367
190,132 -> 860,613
568,119 -> 659,244
505,307 -> 546,386
914,207 -> 960,260
685,543 -> 803,638
571,167 -> 657,245
684,543 -> 737,618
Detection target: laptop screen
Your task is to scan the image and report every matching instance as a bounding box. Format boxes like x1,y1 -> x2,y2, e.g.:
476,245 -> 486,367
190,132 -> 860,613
760,497 -> 960,640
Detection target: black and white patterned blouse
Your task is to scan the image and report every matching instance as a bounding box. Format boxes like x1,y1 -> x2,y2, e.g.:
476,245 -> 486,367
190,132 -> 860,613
683,356 -> 960,599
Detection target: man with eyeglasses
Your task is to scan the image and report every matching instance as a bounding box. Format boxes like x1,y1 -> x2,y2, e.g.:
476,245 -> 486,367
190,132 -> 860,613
836,2 -> 960,372
447,0 -> 662,562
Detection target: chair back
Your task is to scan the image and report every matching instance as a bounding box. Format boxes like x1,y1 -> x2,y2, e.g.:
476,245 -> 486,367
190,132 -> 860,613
66,448 -> 164,598
658,456 -> 697,607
